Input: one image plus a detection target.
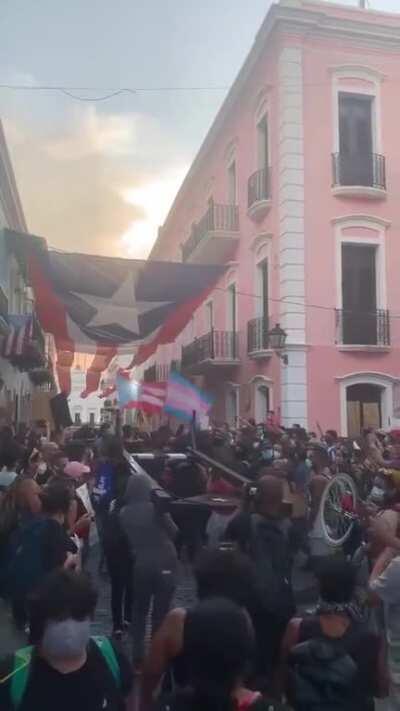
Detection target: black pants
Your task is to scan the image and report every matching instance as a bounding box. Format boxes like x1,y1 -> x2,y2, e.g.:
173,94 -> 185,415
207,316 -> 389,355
106,551 -> 134,631
131,564 -> 176,662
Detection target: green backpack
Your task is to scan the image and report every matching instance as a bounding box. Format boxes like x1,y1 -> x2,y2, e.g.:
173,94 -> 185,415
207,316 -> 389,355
8,636 -> 121,709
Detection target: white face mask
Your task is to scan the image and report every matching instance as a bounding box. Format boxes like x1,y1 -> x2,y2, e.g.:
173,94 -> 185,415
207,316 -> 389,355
37,462 -> 47,476
41,618 -> 91,660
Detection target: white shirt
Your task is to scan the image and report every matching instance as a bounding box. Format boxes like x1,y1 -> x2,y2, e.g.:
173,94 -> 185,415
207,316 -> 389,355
0,467 -> 17,489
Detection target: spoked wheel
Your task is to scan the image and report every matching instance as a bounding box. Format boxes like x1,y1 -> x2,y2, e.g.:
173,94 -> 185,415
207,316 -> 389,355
319,473 -> 357,547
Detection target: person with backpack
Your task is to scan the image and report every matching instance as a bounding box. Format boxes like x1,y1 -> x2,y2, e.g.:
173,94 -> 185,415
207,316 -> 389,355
156,597 -> 291,711
281,557 -> 386,711
2,482 -> 78,629
0,569 -> 133,711
225,474 -> 296,684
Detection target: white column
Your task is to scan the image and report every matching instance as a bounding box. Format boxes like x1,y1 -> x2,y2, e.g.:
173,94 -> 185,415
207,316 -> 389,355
279,46 -> 308,428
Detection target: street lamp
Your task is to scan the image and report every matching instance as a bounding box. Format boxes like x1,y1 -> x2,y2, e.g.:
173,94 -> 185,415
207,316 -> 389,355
268,323 -> 288,365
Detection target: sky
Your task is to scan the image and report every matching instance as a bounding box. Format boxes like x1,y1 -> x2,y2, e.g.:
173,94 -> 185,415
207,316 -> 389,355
0,0 -> 399,259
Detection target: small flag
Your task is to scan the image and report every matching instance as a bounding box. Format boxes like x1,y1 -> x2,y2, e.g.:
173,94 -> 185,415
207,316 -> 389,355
116,370 -> 166,413
164,371 -> 213,422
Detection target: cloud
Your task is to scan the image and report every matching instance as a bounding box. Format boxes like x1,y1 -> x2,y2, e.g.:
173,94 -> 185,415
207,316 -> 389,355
120,168 -> 188,258
44,106 -> 137,160
3,105 -> 189,257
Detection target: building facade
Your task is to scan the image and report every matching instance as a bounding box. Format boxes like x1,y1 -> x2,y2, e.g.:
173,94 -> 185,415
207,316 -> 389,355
68,367 -> 104,426
0,121 -> 50,425
141,0 -> 400,436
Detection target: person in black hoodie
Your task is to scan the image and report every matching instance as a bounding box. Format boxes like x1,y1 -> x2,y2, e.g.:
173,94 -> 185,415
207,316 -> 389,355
226,475 -> 295,684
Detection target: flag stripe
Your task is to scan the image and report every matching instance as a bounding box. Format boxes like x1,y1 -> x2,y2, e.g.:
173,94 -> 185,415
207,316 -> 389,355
28,253 -> 75,394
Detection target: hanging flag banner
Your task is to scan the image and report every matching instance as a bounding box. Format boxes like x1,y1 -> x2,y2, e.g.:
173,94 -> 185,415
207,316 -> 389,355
164,370 -> 213,422
5,230 -> 223,396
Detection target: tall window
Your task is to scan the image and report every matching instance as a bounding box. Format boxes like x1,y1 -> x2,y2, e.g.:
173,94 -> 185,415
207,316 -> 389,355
226,387 -> 239,427
257,116 -> 269,170
338,92 -> 374,185
227,284 -> 236,333
227,161 -> 237,205
256,259 -> 269,321
89,412 -> 95,426
205,301 -> 214,332
342,244 -> 377,345
227,284 -> 237,359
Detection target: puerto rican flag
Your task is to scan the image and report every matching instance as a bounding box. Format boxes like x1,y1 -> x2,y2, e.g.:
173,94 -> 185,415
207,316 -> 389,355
3,314 -> 33,358
5,230 -> 223,397
116,370 -> 166,414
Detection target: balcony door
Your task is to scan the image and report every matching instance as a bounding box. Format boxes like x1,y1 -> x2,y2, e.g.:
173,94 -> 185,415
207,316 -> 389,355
256,259 -> 269,348
227,161 -> 237,205
227,283 -> 237,358
338,92 -> 374,186
254,383 -> 270,424
342,244 -> 377,345
226,385 -> 239,427
257,115 -> 269,170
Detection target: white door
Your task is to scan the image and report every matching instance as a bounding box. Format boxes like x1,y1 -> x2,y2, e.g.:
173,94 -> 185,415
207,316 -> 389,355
226,387 -> 238,427
255,384 -> 269,424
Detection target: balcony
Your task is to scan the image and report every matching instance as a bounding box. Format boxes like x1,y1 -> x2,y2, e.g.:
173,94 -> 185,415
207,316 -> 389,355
181,329 -> 239,373
335,309 -> 390,351
9,313 -> 46,370
181,203 -> 239,264
156,364 -> 170,382
247,317 -> 273,359
28,358 -> 55,389
332,153 -> 386,199
247,168 -> 271,221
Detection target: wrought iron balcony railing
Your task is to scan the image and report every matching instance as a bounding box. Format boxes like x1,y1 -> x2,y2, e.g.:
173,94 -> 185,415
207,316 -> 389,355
332,152 -> 386,190
182,329 -> 239,368
182,203 -> 239,262
248,168 -> 271,208
335,308 -> 390,347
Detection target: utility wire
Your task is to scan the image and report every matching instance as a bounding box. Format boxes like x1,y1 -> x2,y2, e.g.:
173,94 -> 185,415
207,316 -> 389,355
0,84 -> 228,102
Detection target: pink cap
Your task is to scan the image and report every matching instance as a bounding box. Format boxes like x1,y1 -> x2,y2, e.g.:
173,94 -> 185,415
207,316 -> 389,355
64,461 -> 90,480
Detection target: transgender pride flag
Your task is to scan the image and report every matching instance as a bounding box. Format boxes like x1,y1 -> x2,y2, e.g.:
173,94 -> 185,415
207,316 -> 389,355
164,371 -> 213,423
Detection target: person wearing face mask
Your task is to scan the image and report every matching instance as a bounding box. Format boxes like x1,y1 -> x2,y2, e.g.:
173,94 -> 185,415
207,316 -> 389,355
0,569 -> 134,711
2,483 -> 78,630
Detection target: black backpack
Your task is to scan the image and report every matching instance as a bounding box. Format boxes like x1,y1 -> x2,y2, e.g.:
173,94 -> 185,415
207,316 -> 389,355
246,514 -> 295,620
288,637 -> 358,711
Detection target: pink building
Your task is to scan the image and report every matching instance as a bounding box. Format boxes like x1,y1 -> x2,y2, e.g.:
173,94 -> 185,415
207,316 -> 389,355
145,0 -> 400,437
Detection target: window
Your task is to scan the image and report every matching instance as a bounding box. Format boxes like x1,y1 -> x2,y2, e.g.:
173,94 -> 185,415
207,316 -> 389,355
227,284 -> 236,333
89,412 -> 95,426
257,116 -> 269,170
338,92 -> 374,186
227,161 -> 237,205
205,301 -> 214,332
341,244 -> 377,345
256,259 -> 269,321
74,412 -> 81,425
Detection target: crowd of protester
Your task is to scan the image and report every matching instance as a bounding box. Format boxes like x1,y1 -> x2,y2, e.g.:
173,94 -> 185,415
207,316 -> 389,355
0,417 -> 400,709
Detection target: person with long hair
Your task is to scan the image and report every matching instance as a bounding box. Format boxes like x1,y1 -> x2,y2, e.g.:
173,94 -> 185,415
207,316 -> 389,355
156,597 -> 289,711
142,548 -> 257,707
